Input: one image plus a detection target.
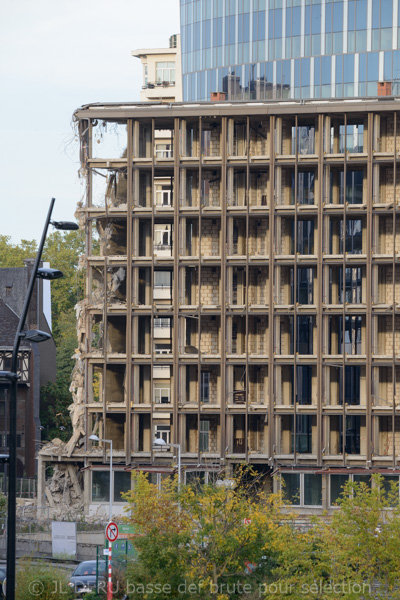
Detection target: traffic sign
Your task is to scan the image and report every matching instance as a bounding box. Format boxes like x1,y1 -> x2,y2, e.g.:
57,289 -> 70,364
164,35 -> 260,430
105,521 -> 119,543
244,518 -> 251,526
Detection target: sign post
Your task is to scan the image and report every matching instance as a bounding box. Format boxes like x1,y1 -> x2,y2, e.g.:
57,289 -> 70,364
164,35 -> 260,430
105,521 -> 119,600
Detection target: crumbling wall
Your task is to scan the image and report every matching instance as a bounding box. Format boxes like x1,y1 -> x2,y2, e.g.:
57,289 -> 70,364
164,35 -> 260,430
40,148 -> 129,516
44,461 -> 84,521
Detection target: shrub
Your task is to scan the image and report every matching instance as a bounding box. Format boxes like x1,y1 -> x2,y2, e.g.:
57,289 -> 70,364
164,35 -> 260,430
15,560 -> 74,600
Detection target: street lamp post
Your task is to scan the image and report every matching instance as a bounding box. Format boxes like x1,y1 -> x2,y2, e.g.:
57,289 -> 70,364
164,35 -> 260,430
0,198 -> 78,600
89,435 -> 113,522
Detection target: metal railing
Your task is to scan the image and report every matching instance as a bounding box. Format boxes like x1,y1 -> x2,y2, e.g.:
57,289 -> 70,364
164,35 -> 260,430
0,475 -> 36,499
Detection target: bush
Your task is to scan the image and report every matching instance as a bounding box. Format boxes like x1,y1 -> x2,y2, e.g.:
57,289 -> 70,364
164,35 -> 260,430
15,560 -> 74,600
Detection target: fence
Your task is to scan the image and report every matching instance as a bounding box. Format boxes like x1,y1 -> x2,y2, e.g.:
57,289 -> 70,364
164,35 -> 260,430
0,475 -> 36,499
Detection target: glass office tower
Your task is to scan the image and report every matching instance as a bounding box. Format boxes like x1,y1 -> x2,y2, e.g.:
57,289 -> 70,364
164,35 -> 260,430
180,0 -> 400,101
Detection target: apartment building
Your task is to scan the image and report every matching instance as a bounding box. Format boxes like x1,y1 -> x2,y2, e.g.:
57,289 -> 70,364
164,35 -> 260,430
132,34 -> 183,103
64,98 -> 400,514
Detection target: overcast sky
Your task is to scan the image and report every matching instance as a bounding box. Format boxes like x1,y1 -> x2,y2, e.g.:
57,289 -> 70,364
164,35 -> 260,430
0,0 -> 180,243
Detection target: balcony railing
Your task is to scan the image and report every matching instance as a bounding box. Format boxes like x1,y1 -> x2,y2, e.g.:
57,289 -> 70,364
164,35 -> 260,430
143,81 -> 175,89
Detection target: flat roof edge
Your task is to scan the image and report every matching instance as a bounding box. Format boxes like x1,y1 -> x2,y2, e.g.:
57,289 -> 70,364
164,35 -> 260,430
74,97 -> 400,120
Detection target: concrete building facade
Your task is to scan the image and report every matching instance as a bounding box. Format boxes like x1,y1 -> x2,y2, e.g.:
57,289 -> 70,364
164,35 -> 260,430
54,98 -> 400,515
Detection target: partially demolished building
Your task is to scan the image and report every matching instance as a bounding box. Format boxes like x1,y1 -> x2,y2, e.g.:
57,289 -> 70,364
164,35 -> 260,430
40,98 -> 400,515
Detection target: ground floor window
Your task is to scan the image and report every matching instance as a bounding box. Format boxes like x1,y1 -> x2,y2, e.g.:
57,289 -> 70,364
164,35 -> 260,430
281,472 -> 322,506
91,470 -> 131,503
329,473 -> 371,506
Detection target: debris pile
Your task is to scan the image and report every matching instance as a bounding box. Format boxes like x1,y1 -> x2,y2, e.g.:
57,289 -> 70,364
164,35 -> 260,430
44,462 -> 84,521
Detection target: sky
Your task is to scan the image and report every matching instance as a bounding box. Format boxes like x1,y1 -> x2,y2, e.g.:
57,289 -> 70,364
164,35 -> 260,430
0,0 -> 180,243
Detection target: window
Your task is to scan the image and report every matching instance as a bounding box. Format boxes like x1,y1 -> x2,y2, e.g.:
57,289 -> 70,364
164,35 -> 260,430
343,317 -> 362,355
154,271 -> 172,289
156,61 -> 176,83
382,475 -> 400,501
297,220 -> 314,254
155,185 -> 172,205
297,268 -> 314,304
114,471 -> 131,502
340,415 -> 361,454
292,125 -> 316,154
281,472 -> 300,505
304,473 -> 322,505
154,424 -> 170,444
199,420 -> 210,452
201,372 -> 210,403
340,267 -> 362,303
92,471 -> 130,503
297,316 -> 314,354
154,386 -> 171,404
345,170 -> 363,204
296,366 -> 312,405
330,474 -> 349,505
331,170 -> 364,204
155,144 -> 172,159
292,171 -> 315,205
344,366 -> 361,405
154,343 -> 172,355
154,317 -> 171,328
144,64 -> 148,87
341,219 -> 363,254
281,472 -> 322,506
292,415 -> 313,453
339,124 -> 364,153
154,227 -> 172,250
330,473 -> 372,506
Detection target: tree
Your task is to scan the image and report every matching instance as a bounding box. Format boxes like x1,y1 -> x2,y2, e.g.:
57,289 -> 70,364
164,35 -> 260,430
264,475 -> 400,599
0,235 -> 37,267
0,231 -> 84,440
123,469 -> 285,600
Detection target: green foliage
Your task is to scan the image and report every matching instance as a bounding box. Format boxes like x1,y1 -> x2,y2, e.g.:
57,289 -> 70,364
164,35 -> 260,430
123,468 -> 284,600
0,235 -> 37,267
0,230 -> 84,440
41,230 -> 85,338
122,474 -> 400,600
264,475 -> 400,599
15,559 -> 74,600
0,492 -> 7,519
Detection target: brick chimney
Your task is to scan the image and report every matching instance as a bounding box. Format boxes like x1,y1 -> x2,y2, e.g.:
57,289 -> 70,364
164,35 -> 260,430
378,81 -> 392,96
210,92 -> 226,101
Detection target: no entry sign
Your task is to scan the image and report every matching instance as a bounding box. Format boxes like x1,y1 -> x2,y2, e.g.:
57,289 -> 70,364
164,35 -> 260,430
105,521 -> 119,543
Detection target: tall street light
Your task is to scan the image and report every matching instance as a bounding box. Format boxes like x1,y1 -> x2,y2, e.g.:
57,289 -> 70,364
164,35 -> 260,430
89,435 -> 113,522
0,198 -> 78,600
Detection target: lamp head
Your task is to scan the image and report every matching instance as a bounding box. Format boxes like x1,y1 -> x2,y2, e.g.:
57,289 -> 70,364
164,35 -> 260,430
0,371 -> 19,383
154,438 -> 167,447
20,330 -> 52,343
50,220 -> 79,231
89,434 -> 100,442
37,268 -> 63,280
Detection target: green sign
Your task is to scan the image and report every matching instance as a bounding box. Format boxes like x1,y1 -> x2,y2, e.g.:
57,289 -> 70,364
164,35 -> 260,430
104,523 -> 138,563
